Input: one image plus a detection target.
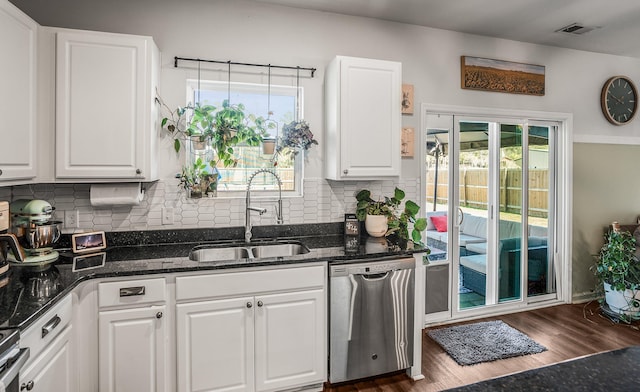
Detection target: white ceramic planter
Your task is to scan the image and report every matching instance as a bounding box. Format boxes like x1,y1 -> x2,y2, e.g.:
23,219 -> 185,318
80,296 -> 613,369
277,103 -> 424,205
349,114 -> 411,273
604,282 -> 640,318
365,214 -> 388,237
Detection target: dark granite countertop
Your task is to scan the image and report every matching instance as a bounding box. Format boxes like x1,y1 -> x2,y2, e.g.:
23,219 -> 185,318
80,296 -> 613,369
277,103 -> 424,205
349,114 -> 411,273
0,223 -> 427,331
447,346 -> 640,391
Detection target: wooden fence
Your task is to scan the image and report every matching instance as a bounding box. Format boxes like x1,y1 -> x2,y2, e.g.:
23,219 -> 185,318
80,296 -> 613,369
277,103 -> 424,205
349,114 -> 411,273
426,168 -> 549,218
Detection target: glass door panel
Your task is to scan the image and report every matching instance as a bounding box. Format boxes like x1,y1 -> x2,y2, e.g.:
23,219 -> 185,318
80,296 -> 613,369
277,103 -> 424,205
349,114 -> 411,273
426,125 -> 450,263
456,120 -> 490,309
528,124 -> 556,298
497,123 -> 524,303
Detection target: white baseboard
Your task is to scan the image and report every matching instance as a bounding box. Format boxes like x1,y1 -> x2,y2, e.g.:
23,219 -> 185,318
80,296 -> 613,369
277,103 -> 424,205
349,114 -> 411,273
571,291 -> 598,304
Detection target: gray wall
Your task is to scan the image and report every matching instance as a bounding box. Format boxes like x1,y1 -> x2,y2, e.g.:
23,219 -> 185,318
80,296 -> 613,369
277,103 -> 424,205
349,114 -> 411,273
572,143 -> 640,299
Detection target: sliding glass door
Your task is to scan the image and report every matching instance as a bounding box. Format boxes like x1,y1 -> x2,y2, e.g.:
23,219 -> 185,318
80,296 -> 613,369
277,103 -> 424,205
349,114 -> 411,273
425,113 -> 557,317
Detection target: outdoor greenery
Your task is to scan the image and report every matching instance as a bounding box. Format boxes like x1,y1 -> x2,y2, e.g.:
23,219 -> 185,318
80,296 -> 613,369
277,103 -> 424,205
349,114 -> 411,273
355,187 -> 427,245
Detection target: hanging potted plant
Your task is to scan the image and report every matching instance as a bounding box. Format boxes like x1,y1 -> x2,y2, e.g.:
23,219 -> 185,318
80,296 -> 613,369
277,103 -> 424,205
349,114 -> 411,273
275,120 -> 318,157
209,100 -> 270,167
160,96 -> 271,197
593,223 -> 640,320
355,187 -> 427,245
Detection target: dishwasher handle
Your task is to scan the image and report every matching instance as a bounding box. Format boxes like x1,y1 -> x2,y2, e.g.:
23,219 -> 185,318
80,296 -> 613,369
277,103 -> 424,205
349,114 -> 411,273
359,272 -> 389,281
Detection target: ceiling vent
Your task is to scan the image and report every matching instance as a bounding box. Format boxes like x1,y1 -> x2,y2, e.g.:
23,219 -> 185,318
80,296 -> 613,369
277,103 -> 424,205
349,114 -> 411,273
555,23 -> 597,35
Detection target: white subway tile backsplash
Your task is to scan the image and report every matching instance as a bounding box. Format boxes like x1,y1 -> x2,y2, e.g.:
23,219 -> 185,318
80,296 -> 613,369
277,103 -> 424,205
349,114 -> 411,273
3,177 -> 420,233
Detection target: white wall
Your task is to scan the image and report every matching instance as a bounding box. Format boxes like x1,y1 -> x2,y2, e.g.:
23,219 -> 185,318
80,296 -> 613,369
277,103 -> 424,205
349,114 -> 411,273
7,0 -> 640,299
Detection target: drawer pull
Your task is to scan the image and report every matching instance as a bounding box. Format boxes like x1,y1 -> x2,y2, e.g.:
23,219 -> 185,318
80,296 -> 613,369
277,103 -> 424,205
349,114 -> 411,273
257,300 -> 263,307
246,302 -> 252,308
156,312 -> 163,319
42,315 -> 61,338
119,286 -> 146,297
21,380 -> 34,391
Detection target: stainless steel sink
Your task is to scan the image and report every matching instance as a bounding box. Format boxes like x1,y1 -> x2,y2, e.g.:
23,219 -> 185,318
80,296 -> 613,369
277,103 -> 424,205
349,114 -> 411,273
250,242 -> 310,258
189,245 -> 251,262
188,241 -> 309,262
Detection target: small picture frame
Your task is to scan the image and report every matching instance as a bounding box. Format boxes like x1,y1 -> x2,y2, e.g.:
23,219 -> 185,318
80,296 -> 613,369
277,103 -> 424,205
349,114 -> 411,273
401,127 -> 415,157
71,231 -> 107,254
402,84 -> 414,114
72,252 -> 106,272
344,213 -> 360,236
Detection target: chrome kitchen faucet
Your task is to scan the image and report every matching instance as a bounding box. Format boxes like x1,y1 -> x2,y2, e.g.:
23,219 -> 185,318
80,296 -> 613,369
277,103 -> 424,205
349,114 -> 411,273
245,169 -> 284,243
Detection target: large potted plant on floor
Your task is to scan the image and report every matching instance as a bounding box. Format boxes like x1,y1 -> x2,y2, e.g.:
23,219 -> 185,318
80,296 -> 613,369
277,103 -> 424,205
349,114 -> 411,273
355,187 -> 427,245
594,223 -> 640,320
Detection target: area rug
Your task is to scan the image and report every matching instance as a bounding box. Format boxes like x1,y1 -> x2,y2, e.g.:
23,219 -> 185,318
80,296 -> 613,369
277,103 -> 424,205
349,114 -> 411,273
427,320 -> 547,366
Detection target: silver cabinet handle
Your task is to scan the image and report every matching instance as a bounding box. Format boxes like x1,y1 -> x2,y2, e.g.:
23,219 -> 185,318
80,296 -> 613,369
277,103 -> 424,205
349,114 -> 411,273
343,169 -> 348,174
119,286 -> 146,297
42,315 -> 61,338
21,380 -> 34,391
257,300 -> 263,307
246,302 -> 253,308
0,169 -> 3,176
136,169 -> 142,175
156,312 -> 163,319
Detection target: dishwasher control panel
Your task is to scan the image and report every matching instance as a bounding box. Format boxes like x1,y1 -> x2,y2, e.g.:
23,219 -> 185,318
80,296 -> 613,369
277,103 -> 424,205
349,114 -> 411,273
329,257 -> 415,277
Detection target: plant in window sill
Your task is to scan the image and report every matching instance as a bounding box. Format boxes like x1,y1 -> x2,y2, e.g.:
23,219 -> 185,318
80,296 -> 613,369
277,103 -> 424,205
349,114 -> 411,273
177,157 -> 220,198
275,120 -> 318,158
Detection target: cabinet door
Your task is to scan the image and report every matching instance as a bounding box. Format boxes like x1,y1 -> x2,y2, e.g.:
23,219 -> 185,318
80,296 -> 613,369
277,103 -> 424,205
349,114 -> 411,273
0,0 -> 37,182
325,56 -> 401,180
254,289 -> 326,392
176,297 -> 254,392
20,325 -> 75,392
98,305 -> 167,392
55,31 -> 151,179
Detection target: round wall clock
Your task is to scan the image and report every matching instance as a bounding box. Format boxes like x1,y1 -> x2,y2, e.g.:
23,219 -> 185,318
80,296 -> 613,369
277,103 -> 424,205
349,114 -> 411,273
601,76 -> 638,125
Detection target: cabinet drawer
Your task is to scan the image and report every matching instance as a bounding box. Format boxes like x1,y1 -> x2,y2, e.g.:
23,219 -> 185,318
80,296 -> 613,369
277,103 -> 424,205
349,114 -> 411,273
176,265 -> 326,301
21,294 -> 73,364
98,277 -> 166,308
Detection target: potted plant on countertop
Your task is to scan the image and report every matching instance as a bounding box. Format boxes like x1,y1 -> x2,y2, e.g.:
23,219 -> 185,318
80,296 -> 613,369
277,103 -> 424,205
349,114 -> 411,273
355,187 -> 428,246
593,222 -> 640,321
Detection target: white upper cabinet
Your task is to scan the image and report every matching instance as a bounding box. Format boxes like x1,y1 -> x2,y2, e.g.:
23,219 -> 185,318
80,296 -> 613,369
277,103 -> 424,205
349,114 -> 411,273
0,0 -> 38,183
325,55 -> 402,180
55,30 -> 159,180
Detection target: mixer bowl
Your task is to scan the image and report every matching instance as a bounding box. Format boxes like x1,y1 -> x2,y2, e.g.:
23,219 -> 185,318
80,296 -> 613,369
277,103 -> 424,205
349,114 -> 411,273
23,221 -> 62,249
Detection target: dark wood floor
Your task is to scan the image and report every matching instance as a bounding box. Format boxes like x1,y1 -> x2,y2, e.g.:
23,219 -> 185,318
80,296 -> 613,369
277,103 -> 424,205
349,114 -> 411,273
325,302 -> 640,392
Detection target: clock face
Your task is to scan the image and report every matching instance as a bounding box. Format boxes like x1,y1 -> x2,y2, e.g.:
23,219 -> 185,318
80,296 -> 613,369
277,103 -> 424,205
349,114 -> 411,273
601,76 -> 638,125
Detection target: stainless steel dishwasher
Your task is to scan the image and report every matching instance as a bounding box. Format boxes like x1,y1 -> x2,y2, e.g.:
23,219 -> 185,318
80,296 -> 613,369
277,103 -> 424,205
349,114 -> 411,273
329,257 -> 415,383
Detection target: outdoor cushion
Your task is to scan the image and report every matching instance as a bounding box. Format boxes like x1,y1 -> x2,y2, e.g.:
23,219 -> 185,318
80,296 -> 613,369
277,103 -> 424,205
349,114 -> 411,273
427,211 -> 447,230
460,254 -> 488,274
430,215 -> 448,232
466,242 -> 487,254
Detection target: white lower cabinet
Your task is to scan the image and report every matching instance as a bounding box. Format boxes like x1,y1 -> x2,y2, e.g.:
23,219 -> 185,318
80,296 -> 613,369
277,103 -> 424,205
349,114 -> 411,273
20,325 -> 74,392
176,297 -> 255,392
97,278 -> 168,392
175,265 -> 327,392
254,290 -> 325,392
19,294 -> 75,392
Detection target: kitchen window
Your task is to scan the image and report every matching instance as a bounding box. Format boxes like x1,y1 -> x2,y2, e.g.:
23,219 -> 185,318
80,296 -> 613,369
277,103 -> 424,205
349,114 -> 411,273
185,79 -> 304,196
